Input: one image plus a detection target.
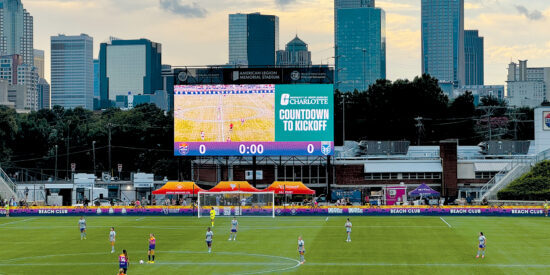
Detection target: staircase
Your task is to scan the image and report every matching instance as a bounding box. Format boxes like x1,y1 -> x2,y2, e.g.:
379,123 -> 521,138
0,166 -> 17,201
479,148 -> 550,201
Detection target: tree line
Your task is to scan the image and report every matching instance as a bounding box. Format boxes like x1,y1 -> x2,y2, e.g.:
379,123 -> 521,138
334,74 -> 534,145
0,74 -> 535,181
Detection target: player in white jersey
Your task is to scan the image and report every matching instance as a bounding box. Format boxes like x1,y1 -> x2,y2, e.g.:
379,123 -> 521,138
109,227 -> 116,253
297,236 -> 305,264
345,218 -> 352,242
206,227 -> 214,253
78,216 -> 87,240
229,217 -> 238,241
476,232 -> 486,259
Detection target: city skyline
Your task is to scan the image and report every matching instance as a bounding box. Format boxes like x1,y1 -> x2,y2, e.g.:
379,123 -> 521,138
23,0 -> 550,86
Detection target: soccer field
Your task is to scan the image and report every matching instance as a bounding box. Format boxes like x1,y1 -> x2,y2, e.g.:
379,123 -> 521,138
1,216 -> 549,274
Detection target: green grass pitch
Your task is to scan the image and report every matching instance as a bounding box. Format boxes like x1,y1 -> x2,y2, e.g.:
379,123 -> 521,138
1,216 -> 549,274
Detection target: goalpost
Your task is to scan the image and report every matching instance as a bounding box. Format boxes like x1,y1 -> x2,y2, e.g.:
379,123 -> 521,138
197,191 -> 275,218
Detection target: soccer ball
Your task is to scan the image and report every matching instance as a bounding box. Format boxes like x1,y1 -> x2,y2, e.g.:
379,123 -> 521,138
140,260 -> 144,264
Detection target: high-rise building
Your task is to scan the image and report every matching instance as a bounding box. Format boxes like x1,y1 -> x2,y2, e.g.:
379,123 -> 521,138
50,34 -> 94,110
506,60 -> 550,108
228,13 -> 279,66
464,30 -> 483,85
276,35 -> 312,67
0,0 -> 34,66
99,38 -> 162,108
37,77 -> 49,109
93,59 -> 99,109
33,49 -> 44,79
161,64 -> 174,111
421,0 -> 465,88
0,54 -> 37,110
335,4 -> 386,92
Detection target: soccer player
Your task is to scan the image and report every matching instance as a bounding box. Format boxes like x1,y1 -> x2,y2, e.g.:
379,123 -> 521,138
345,218 -> 352,242
117,268 -> 126,275
298,236 -> 306,264
544,200 -> 548,217
148,233 -> 156,263
210,207 -> 216,227
79,216 -> 87,240
206,227 -> 214,253
119,249 -> 128,273
4,203 -> 9,217
476,232 -> 487,259
110,227 -> 116,253
229,217 -> 238,241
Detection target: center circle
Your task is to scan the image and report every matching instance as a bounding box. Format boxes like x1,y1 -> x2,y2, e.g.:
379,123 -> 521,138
0,250 -> 300,275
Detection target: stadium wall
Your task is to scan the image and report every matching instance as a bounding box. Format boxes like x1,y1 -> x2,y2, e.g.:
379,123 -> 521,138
1,206 -> 547,217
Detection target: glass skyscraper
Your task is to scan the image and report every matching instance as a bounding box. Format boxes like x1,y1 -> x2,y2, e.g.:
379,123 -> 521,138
464,30 -> 484,85
50,34 -> 94,110
228,13 -> 279,66
99,39 -> 162,108
0,0 -> 33,66
421,0 -> 465,87
335,6 -> 386,92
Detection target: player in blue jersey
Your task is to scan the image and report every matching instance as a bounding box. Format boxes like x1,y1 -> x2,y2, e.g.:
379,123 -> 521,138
476,232 -> 487,259
206,227 -> 214,253
229,217 -> 238,241
78,216 -> 87,240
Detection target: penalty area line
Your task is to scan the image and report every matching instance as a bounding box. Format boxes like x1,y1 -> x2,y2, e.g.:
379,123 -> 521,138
440,217 -> 452,228
0,218 -> 36,227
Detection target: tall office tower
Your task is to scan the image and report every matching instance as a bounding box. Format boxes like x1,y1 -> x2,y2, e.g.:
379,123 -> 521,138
421,0 -> 465,91
0,0 -> 34,66
464,30 -> 484,85
99,38 -> 162,108
51,34 -> 94,110
335,2 -> 386,92
228,12 -> 279,66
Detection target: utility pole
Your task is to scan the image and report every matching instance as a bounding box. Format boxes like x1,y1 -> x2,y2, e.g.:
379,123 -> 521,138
108,123 -> 112,177
92,141 -> 96,177
342,95 -> 346,144
66,120 -> 71,180
54,145 -> 58,179
415,117 -> 424,145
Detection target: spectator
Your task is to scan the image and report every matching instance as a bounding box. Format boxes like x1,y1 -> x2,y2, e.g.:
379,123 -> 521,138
365,195 -> 370,206
135,200 -> 141,208
466,195 -> 472,205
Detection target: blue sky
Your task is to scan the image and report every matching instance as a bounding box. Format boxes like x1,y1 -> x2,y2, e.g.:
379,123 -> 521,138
26,0 -> 550,86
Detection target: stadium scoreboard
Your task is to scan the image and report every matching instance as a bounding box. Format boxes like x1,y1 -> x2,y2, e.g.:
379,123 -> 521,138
174,83 -> 334,156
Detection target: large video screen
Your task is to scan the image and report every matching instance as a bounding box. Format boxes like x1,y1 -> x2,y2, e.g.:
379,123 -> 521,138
174,84 -> 334,156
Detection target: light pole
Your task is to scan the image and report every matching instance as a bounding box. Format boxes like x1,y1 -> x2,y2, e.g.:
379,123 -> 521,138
92,141 -> 96,178
108,123 -> 113,177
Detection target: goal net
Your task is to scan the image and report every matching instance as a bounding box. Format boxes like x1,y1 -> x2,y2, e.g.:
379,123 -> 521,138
197,191 -> 275,218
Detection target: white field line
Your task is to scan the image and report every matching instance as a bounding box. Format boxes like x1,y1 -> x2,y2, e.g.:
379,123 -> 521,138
440,217 -> 452,228
0,218 -> 35,227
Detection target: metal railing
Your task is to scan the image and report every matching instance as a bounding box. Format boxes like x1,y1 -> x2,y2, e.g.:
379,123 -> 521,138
0,166 -> 17,199
479,148 -> 550,201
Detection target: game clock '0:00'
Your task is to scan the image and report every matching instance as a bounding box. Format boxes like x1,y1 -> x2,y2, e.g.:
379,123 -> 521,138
238,144 -> 265,155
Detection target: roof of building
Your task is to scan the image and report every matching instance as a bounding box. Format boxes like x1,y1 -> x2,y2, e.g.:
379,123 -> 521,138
287,35 -> 307,47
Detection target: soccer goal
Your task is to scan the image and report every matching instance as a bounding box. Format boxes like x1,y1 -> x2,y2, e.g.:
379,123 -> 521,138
197,191 -> 275,218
